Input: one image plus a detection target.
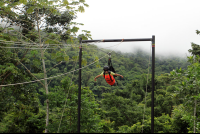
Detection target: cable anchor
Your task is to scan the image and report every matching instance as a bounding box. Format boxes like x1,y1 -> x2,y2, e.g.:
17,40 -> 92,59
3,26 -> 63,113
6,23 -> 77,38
108,52 -> 111,58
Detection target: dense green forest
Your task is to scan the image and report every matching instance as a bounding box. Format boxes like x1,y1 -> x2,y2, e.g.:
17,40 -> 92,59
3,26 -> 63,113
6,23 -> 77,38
1,0 -> 200,133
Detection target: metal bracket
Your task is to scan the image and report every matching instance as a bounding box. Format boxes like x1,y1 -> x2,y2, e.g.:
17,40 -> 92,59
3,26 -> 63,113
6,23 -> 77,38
108,52 -> 111,58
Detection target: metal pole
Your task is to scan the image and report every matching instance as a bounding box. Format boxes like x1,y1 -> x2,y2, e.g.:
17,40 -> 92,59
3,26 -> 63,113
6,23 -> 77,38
78,38 -> 82,133
82,38 -> 152,43
151,35 -> 155,133
81,36 -> 155,133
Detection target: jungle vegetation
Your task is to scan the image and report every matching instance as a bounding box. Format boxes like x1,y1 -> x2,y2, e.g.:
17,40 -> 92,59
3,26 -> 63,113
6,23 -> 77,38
0,0 -> 200,133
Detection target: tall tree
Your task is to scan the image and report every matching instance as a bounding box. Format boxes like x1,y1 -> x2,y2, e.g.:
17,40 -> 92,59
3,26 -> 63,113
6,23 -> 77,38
188,30 -> 200,57
170,55 -> 200,133
0,0 -> 90,133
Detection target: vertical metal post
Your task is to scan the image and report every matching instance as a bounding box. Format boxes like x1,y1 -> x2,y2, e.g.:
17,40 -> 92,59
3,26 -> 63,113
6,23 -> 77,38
151,35 -> 155,133
78,38 -> 82,133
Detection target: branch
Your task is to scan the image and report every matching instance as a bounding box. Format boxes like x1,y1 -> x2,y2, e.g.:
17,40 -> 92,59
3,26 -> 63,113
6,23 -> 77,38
46,61 -> 64,73
17,59 -> 45,88
0,27 -> 38,90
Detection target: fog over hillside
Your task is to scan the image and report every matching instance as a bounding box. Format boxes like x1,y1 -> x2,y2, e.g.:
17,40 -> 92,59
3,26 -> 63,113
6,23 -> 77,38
0,20 -> 194,60
94,42 -> 192,60
74,0 -> 200,60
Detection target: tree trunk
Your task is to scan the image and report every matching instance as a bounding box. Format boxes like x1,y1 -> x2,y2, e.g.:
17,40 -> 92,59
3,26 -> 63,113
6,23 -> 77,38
42,43 -> 49,133
36,8 -> 49,133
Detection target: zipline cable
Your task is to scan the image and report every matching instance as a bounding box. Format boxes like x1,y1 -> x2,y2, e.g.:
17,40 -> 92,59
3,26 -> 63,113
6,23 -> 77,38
0,45 -> 117,50
0,51 -> 107,87
0,39 -> 86,47
0,40 -> 124,87
0,46 -> 80,49
1,41 -> 119,50
83,41 -> 123,51
142,43 -> 151,133
0,46 -> 60,49
2,8 -> 86,50
12,43 -> 80,46
1,13 -> 82,49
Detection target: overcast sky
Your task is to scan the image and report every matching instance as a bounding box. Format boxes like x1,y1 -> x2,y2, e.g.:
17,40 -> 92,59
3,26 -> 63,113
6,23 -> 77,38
75,0 -> 200,58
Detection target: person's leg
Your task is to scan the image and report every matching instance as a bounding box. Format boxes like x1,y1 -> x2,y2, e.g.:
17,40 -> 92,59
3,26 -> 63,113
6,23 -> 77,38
111,81 -> 117,86
113,81 -> 117,86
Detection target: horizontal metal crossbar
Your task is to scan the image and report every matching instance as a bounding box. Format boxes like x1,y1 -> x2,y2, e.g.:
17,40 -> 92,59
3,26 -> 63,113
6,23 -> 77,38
82,38 -> 152,43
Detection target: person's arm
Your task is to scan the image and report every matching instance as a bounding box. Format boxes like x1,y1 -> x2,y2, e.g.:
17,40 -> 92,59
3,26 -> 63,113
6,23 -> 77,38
114,73 -> 123,78
94,75 -> 102,81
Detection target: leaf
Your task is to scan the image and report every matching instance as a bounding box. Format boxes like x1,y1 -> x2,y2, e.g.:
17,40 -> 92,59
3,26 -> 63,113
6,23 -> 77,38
56,56 -> 63,62
56,51 -> 63,57
19,0 -> 27,4
64,55 -> 69,62
7,28 -> 14,31
196,30 -> 200,35
33,59 -> 41,66
0,2 -> 4,6
27,6 -> 35,14
72,56 -> 78,61
83,3 -> 89,7
67,38 -> 72,44
79,0 -> 85,2
51,53 -> 56,58
82,51 -> 87,55
71,26 -> 79,33
181,81 -> 185,86
30,50 -> 38,56
44,40 -> 49,44
63,0 -> 69,5
82,58 -> 87,66
78,6 -> 85,13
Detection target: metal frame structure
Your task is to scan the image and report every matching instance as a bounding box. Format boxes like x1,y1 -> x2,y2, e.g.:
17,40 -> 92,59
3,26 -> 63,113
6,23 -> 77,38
78,35 -> 155,133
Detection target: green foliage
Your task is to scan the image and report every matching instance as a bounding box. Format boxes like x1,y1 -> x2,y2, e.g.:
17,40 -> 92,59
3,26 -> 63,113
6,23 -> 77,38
1,2 -> 199,132
169,55 -> 200,133
46,85 -> 106,133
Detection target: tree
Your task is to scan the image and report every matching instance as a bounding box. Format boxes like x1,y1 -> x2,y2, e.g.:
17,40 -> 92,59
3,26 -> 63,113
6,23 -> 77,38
188,30 -> 200,57
0,0 -> 91,133
170,55 -> 200,133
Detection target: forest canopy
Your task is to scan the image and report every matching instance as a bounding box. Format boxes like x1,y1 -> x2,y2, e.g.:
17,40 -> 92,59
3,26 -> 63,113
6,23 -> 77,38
0,0 -> 200,133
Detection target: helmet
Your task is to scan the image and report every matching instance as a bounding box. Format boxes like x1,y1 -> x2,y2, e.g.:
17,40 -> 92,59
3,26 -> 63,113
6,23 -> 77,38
103,66 -> 109,71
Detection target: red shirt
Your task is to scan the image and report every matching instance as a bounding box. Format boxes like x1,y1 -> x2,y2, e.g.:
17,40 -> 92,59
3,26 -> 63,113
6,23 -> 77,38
103,74 -> 115,85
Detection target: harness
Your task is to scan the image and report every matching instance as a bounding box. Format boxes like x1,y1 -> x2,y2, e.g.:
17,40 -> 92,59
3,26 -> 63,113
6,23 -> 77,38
103,53 -> 118,86
103,71 -> 115,85
108,53 -> 116,78
103,71 -> 113,82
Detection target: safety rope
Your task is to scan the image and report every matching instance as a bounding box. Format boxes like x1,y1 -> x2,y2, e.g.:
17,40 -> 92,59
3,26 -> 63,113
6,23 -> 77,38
142,43 -> 151,133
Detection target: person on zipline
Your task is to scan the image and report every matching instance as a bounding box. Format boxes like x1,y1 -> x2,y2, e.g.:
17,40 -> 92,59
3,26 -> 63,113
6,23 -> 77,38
94,66 -> 123,86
